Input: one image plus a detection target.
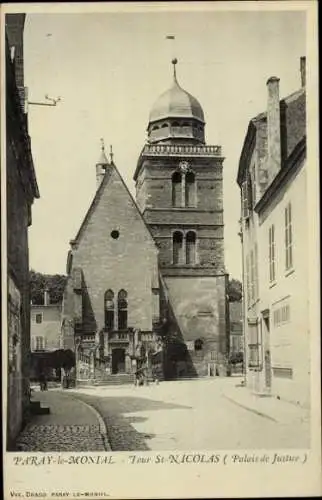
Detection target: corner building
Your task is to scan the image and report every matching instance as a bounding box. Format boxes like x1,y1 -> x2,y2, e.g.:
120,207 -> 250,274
135,60 -> 229,377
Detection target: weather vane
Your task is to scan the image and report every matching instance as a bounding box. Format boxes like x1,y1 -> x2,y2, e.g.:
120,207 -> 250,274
166,34 -> 177,64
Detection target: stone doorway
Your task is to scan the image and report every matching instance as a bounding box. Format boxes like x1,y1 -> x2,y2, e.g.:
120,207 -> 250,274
111,348 -> 126,374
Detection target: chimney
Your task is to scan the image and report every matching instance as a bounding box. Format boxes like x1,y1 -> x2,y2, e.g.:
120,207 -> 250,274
44,289 -> 50,306
266,76 -> 281,181
300,56 -> 306,87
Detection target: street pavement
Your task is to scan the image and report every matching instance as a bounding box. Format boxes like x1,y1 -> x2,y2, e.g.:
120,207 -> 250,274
15,389 -> 108,452
15,378 -> 309,451
69,377 -> 310,451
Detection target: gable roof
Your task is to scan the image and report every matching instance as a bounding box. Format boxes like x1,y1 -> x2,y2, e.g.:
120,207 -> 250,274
70,163 -> 157,248
237,87 -> 306,186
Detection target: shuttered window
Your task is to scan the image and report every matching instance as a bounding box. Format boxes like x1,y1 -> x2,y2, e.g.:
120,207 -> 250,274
285,203 -> 293,270
269,224 -> 276,282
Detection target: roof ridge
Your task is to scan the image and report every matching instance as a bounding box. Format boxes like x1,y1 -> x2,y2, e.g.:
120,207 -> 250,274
72,167 -> 113,245
71,164 -> 157,249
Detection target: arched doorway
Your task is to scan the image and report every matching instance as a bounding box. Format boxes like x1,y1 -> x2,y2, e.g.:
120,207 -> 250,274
111,348 -> 126,374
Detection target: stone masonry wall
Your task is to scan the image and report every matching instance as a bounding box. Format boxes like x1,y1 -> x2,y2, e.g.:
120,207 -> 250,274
69,167 -> 159,340
6,113 -> 31,449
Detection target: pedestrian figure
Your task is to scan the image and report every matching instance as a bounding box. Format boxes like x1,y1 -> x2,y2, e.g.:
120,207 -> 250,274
39,372 -> 47,391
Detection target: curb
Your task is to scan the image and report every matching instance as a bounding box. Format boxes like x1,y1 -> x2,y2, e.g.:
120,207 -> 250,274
222,394 -> 278,423
68,394 -> 112,451
57,390 -> 112,451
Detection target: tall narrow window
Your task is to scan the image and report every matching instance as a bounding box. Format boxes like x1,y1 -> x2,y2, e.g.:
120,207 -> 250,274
285,203 -> 293,270
250,249 -> 255,302
173,231 -> 183,265
118,290 -> 128,330
269,225 -> 276,282
246,254 -> 250,305
172,171 -> 182,207
185,171 -> 196,207
186,231 -> 196,265
104,290 -> 114,330
254,243 -> 258,300
35,336 -> 45,351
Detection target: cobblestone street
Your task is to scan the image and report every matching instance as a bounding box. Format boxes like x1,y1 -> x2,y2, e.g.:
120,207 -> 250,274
15,378 -> 310,452
15,390 -> 108,452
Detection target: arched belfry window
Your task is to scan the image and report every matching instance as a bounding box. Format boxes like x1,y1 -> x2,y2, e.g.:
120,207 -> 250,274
185,171 -> 196,207
161,122 -> 169,129
172,171 -> 182,207
173,231 -> 183,265
104,290 -> 114,330
186,231 -> 196,265
118,290 -> 128,330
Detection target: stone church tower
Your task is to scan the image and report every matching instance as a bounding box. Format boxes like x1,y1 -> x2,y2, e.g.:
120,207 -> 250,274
134,60 -> 229,377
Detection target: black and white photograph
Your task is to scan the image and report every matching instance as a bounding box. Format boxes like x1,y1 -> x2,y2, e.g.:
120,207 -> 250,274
2,1 -> 320,498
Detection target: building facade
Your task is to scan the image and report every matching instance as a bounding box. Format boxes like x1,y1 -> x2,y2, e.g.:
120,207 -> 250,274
30,290 -> 62,380
62,60 -> 228,382
6,14 -> 39,448
237,58 -> 309,407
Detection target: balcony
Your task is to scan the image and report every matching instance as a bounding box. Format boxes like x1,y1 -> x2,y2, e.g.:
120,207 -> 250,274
108,331 -> 130,343
141,144 -> 222,157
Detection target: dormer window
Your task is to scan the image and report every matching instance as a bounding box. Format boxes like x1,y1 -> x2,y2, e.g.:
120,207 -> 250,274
241,174 -> 252,219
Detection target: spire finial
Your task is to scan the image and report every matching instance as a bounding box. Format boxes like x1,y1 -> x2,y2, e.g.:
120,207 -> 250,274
109,145 -> 114,164
97,138 -> 108,165
172,57 -> 178,82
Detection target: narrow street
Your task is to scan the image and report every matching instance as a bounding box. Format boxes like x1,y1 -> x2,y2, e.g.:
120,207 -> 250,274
16,378 -> 310,451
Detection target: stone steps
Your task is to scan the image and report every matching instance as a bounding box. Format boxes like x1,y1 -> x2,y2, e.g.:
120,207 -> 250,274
78,374 -> 135,387
30,400 -> 50,415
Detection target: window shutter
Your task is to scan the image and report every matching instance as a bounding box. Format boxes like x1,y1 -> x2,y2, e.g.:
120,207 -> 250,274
254,244 -> 258,300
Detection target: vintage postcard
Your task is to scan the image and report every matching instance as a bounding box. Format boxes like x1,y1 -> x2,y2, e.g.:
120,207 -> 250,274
1,1 -> 320,498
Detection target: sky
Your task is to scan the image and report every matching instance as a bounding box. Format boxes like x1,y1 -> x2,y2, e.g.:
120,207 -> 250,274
23,6 -> 306,280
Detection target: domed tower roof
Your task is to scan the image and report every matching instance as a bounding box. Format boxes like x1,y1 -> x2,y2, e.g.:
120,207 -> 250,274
149,59 -> 205,124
